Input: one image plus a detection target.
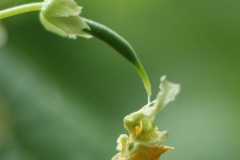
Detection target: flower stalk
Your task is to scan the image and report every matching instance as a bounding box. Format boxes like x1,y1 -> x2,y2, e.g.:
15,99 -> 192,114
0,3 -> 43,20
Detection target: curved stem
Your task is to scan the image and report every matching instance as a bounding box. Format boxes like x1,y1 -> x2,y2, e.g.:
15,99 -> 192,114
0,3 -> 43,20
83,18 -> 152,100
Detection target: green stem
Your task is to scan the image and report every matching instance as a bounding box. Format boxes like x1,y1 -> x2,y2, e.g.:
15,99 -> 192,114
0,2 -> 43,20
83,18 -> 152,100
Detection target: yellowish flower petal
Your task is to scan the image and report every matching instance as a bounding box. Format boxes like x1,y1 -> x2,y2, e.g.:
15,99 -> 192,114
128,144 -> 174,160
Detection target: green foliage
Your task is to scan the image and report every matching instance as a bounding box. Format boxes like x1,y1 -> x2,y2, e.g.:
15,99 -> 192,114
0,22 -> 7,48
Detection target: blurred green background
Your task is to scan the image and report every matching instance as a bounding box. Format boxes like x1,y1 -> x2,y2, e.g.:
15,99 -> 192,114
0,0 -> 240,160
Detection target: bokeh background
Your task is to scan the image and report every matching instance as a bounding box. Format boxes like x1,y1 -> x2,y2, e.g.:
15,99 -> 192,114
0,0 -> 240,160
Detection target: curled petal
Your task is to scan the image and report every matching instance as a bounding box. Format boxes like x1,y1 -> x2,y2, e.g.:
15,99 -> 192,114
116,134 -> 128,152
40,13 -> 68,37
127,144 -> 174,160
144,75 -> 180,118
124,76 -> 180,135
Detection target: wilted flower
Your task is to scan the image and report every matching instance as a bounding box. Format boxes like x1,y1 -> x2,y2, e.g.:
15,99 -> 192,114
112,75 -> 180,160
40,0 -> 91,39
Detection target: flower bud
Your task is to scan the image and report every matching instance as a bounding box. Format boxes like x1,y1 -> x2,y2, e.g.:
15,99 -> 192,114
40,0 -> 91,39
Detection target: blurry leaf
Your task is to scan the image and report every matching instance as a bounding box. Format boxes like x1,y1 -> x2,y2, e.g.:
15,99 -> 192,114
0,47 -> 110,160
0,0 -> 36,10
0,22 -> 7,48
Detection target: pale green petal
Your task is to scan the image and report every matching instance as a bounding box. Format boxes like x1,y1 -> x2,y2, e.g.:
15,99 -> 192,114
40,0 -> 92,38
43,15 -> 92,38
145,75 -> 180,118
42,0 -> 81,18
40,13 -> 92,39
111,153 -> 121,160
0,22 -> 8,48
68,34 -> 77,39
116,134 -> 128,151
40,13 -> 68,37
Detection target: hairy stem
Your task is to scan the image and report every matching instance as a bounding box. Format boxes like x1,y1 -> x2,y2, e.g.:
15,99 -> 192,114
0,3 -> 43,20
83,18 -> 152,100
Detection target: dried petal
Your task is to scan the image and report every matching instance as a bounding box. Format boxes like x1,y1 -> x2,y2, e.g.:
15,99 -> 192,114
113,76 -> 180,160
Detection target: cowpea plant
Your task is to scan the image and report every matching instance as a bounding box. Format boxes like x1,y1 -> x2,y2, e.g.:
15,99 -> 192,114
0,0 -> 180,160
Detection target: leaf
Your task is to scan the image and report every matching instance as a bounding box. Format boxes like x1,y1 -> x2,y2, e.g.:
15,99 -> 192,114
0,22 -> 7,48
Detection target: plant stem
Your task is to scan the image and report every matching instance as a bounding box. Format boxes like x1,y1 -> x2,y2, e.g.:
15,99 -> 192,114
83,18 -> 152,100
0,3 -> 43,20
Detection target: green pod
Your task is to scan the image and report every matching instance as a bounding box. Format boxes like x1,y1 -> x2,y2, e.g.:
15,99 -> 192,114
83,18 -> 152,99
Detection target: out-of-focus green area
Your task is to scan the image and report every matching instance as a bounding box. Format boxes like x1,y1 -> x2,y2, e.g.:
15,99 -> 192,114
0,0 -> 240,160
